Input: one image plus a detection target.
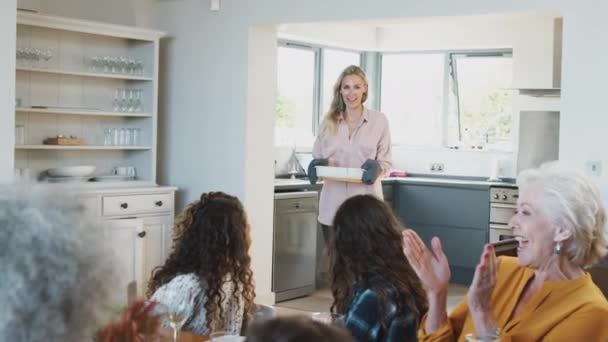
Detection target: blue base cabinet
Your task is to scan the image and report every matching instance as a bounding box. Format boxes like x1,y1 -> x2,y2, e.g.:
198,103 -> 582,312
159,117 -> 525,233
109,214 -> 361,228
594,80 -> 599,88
394,183 -> 490,285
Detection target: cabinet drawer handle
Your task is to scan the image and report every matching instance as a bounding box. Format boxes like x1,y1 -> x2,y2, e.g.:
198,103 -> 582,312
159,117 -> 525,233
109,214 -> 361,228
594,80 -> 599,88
295,203 -> 300,209
120,202 -> 129,209
137,231 -> 146,238
155,200 -> 163,207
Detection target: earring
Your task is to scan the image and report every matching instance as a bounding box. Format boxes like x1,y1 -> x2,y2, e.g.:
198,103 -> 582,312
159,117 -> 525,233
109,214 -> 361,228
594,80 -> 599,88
554,242 -> 561,255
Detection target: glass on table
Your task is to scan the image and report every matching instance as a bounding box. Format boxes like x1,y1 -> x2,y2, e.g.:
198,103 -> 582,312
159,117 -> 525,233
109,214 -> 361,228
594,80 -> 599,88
210,331 -> 245,342
311,312 -> 345,325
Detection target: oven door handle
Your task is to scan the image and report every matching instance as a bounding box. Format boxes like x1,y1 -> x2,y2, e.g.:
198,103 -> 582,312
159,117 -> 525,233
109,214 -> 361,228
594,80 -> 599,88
491,203 -> 516,209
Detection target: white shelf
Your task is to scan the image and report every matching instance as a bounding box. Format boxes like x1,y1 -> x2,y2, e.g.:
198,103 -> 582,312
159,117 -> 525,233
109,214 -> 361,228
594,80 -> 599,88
16,66 -> 153,81
15,12 -> 162,185
16,145 -> 151,150
16,107 -> 152,117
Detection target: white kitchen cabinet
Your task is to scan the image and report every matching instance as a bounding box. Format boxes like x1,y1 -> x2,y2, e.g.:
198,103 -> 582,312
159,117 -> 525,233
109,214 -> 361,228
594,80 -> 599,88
512,15 -> 562,90
82,187 -> 176,304
103,217 -> 145,306
141,214 -> 174,294
14,12 -> 166,185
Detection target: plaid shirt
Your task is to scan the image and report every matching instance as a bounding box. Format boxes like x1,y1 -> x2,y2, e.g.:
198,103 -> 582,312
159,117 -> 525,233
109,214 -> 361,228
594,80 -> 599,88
343,275 -> 419,342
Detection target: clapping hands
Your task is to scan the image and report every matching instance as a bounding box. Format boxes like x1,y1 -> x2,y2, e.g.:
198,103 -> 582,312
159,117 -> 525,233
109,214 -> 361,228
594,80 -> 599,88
468,244 -> 499,313
402,229 -> 451,295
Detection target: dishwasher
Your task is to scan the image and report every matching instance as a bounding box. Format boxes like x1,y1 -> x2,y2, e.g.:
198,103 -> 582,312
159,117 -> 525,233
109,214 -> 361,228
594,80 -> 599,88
273,191 -> 318,302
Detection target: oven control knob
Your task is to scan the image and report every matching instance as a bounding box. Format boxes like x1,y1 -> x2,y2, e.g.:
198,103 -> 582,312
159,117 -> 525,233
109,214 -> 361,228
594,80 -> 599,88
502,194 -> 508,200
493,194 -> 500,200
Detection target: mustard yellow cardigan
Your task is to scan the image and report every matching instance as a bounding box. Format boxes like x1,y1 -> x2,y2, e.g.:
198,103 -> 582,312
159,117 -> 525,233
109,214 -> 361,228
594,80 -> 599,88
419,257 -> 608,341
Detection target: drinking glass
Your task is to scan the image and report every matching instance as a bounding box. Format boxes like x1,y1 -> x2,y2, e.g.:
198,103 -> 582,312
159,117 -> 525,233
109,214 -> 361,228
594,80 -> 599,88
112,128 -> 120,146
131,128 -> 141,146
119,89 -> 129,112
311,312 -> 344,325
127,89 -> 135,112
15,125 -> 25,145
41,48 -> 53,68
154,303 -> 188,342
465,333 -> 501,342
113,89 -> 121,112
210,331 -> 245,342
118,128 -> 128,146
119,56 -> 128,74
102,56 -> 111,73
104,128 -> 113,146
134,89 -> 143,112
90,56 -> 101,72
135,59 -> 144,75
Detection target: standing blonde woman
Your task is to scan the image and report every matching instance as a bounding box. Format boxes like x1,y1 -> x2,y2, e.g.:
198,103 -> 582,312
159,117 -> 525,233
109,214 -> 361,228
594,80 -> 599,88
309,65 -> 392,243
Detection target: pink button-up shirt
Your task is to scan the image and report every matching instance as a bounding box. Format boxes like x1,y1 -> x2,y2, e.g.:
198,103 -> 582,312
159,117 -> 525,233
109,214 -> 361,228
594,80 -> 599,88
312,108 -> 392,226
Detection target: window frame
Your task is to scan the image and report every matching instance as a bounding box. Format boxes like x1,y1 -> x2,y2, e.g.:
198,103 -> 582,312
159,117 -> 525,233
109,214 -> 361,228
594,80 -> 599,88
379,48 -> 513,150
277,40 -> 363,137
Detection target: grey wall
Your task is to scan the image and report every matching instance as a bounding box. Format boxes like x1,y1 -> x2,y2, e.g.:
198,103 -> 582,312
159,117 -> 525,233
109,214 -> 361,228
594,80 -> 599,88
17,0 -> 139,26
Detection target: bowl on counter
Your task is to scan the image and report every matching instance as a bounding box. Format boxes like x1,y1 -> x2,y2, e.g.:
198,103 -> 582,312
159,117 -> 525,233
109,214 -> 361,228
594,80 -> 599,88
47,165 -> 96,177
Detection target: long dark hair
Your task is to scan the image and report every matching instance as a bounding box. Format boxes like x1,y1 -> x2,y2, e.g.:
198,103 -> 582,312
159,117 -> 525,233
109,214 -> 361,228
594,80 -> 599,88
146,192 -> 255,333
330,195 -> 427,325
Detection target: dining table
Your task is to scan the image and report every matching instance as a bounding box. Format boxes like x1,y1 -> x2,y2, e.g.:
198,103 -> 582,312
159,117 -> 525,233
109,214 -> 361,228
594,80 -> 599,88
158,328 -> 209,341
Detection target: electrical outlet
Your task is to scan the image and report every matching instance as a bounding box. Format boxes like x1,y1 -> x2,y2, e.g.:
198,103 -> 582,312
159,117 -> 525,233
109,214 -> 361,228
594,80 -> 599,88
437,163 -> 444,172
429,163 -> 436,172
586,160 -> 602,176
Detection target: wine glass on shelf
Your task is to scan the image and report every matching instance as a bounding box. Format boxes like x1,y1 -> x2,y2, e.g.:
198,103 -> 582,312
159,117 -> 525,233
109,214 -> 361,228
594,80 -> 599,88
113,89 -> 121,112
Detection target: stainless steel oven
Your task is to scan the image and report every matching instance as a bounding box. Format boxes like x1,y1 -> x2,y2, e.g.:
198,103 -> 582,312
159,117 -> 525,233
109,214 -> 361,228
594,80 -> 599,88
489,187 -> 518,243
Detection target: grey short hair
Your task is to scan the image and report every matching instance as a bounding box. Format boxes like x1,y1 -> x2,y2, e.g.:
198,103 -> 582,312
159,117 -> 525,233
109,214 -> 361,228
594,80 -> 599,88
0,185 -> 116,341
518,162 -> 608,267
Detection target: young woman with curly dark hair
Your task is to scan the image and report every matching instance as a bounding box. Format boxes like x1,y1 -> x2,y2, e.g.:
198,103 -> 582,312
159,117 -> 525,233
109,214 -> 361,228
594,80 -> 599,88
146,191 -> 256,336
331,194 -> 427,342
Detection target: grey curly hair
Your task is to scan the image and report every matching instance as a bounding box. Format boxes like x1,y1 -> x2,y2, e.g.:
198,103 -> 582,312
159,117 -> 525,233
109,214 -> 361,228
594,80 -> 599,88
0,185 -> 117,341
518,162 -> 608,267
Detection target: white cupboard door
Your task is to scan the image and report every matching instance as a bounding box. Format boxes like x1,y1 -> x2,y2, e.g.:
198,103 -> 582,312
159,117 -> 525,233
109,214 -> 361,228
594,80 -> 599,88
103,218 -> 145,306
141,215 -> 174,294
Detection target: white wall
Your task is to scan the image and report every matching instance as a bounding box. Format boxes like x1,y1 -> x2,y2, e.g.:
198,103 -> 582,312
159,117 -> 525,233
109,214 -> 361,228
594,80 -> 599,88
244,25 -> 278,304
0,0 -> 17,183
559,0 -> 608,193
278,22 -> 377,50
377,13 -> 517,51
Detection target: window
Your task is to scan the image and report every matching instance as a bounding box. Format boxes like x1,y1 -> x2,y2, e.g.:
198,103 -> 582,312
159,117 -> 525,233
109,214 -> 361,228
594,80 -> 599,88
380,50 -> 513,150
380,53 -> 445,147
275,42 -> 361,146
275,45 -> 317,146
447,53 -> 513,149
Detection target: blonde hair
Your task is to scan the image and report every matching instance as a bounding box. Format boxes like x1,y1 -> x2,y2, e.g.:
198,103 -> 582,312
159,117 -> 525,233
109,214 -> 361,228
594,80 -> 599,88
321,65 -> 368,136
517,162 -> 608,267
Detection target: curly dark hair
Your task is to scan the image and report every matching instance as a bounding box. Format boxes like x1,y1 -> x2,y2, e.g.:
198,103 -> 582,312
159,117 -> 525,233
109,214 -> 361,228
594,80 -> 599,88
146,191 -> 256,333
330,195 -> 428,326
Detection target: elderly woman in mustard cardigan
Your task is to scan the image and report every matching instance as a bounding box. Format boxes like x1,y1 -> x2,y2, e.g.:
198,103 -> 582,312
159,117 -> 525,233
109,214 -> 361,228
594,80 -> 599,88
403,162 -> 608,341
